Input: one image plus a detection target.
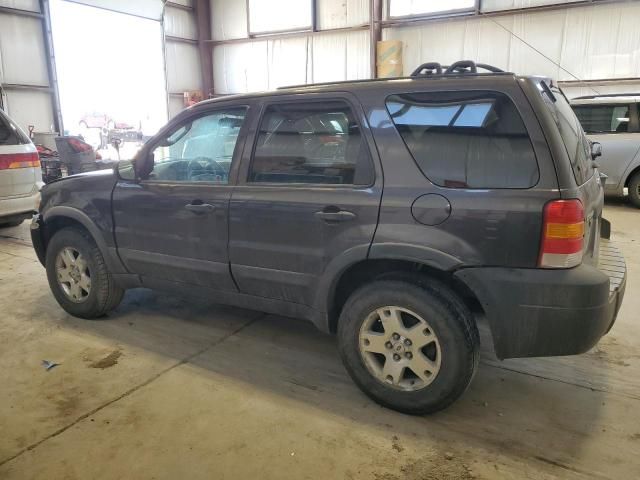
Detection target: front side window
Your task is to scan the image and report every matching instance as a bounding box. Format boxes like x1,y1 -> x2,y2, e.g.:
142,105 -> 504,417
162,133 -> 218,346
386,91 -> 539,189
249,101 -> 372,185
572,104 -> 631,133
148,108 -> 246,183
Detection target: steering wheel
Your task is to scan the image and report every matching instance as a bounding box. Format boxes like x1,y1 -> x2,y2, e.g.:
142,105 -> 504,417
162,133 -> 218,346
187,157 -> 227,181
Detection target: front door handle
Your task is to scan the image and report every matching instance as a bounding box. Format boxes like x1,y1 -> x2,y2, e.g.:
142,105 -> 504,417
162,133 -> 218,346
185,203 -> 216,214
314,209 -> 357,222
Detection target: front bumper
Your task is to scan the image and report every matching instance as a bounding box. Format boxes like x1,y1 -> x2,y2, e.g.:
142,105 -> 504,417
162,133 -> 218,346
454,239 -> 626,359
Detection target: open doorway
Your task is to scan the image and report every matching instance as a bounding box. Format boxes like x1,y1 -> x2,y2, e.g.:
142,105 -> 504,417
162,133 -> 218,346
49,0 -> 167,161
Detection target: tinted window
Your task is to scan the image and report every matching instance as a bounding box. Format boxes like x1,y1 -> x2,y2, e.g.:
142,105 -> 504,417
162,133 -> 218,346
573,104 -> 631,133
149,108 -> 246,183
386,91 -> 539,189
539,85 -> 593,186
0,110 -> 29,146
249,101 -> 372,185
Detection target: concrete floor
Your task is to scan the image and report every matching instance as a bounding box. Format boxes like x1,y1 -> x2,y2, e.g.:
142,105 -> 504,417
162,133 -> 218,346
0,200 -> 639,480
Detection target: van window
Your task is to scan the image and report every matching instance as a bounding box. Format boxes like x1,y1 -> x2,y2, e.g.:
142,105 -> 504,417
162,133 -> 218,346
0,110 -> 29,146
572,104 -> 631,133
249,101 -> 373,185
386,91 -> 539,189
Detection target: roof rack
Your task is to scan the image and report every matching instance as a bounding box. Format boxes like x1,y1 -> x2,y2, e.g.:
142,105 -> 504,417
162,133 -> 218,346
278,60 -> 512,90
572,93 -> 640,100
411,60 -> 508,76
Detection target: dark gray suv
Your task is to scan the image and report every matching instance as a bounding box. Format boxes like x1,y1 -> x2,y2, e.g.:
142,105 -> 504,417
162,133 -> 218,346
31,61 -> 627,414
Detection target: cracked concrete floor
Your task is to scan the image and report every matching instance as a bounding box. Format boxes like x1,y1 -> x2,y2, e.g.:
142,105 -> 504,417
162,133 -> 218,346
1,200 -> 639,479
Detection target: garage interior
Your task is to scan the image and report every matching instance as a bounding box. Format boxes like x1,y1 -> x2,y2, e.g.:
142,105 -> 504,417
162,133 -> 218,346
1,0 -> 640,478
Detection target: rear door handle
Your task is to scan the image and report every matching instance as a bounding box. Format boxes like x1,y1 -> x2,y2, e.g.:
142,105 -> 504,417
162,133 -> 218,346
314,210 -> 357,222
185,203 -> 216,213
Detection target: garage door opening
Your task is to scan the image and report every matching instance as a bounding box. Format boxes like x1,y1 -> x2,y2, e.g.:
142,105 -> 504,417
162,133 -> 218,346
49,0 -> 167,160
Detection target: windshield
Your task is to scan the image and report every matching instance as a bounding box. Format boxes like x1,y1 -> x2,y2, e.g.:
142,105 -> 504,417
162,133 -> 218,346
538,82 -> 594,186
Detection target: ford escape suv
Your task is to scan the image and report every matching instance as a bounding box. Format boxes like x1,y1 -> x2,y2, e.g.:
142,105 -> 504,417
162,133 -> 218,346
0,108 -> 42,227
31,61 -> 627,414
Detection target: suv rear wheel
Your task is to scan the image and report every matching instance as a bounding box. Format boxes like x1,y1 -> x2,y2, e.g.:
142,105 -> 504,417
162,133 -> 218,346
45,227 -> 124,318
628,172 -> 640,208
337,278 -> 479,415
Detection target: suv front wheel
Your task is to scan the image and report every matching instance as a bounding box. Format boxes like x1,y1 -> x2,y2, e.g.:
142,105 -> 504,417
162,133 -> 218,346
337,278 -> 479,415
45,227 -> 124,319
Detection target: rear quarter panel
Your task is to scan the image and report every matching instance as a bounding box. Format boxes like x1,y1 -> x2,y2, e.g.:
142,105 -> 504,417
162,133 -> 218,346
357,77 -> 560,268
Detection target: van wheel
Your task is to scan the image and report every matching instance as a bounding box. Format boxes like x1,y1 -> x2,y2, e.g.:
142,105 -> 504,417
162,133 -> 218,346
337,278 -> 479,415
628,172 -> 640,208
45,227 -> 124,319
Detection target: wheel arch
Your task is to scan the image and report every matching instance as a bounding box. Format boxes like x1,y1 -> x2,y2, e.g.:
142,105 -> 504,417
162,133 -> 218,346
624,164 -> 640,188
325,255 -> 483,335
42,207 -> 125,273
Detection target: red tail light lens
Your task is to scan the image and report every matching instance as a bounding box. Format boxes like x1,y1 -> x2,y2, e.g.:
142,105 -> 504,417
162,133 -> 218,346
0,152 -> 41,170
539,199 -> 585,268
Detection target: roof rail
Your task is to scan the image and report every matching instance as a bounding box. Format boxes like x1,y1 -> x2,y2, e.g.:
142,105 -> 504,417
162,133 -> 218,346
411,60 -> 507,77
573,93 -> 640,100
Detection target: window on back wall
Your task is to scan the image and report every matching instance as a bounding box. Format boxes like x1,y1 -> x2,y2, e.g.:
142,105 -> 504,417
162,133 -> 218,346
389,0 -> 476,18
248,0 -> 313,34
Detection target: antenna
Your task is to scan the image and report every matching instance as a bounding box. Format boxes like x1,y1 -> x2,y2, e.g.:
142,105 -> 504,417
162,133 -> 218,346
478,12 -> 601,96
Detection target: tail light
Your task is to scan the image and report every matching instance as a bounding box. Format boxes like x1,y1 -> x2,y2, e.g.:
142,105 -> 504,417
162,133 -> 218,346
539,199 -> 585,268
0,152 -> 41,170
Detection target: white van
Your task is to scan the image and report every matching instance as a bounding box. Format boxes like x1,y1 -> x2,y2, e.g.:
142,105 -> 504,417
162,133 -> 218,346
0,108 -> 43,227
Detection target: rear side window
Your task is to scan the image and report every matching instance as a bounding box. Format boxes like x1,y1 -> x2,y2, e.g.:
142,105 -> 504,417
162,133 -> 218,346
572,104 -> 632,133
386,91 -> 539,189
539,86 -> 593,186
0,110 -> 29,146
249,100 -> 373,185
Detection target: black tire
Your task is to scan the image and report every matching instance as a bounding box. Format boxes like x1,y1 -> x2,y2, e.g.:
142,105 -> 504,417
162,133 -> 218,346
337,278 -> 479,415
45,227 -> 124,319
0,219 -> 24,228
628,172 -> 640,208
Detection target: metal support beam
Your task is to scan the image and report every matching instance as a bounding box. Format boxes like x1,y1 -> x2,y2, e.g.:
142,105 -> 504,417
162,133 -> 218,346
39,0 -> 64,134
0,5 -> 43,18
194,0 -> 214,97
369,0 -> 382,78
1,84 -> 52,92
208,24 -> 369,46
165,35 -> 198,45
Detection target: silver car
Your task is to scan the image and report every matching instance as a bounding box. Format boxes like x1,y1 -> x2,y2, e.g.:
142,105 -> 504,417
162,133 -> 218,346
0,108 -> 43,227
571,94 -> 640,207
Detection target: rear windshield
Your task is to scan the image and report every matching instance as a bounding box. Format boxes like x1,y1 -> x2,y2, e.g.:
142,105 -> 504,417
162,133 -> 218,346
538,84 -> 594,186
0,109 -> 29,146
385,90 -> 539,189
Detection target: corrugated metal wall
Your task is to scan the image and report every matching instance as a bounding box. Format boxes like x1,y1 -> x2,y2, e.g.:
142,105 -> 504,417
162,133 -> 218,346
163,1 -> 202,118
211,0 -> 640,99
211,0 -> 370,94
0,2 -> 55,132
382,1 -> 640,98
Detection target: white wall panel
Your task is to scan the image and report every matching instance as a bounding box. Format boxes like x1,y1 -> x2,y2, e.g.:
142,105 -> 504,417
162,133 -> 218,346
384,2 -> 640,81
317,0 -> 369,29
482,0 -> 583,12
4,90 -> 54,132
164,5 -> 197,39
213,41 -> 269,93
267,37 -> 309,89
311,30 -> 370,83
211,0 -> 248,41
0,13 -> 49,85
165,41 -> 201,92
168,95 -> 185,119
69,0 -> 163,20
0,0 -> 39,11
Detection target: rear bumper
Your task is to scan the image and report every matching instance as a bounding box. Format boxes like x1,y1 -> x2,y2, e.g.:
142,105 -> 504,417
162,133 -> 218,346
454,239 -> 626,359
0,190 -> 39,220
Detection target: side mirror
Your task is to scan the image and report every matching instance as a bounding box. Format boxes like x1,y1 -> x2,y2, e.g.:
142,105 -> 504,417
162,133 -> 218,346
116,159 -> 136,181
591,141 -> 602,160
